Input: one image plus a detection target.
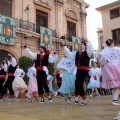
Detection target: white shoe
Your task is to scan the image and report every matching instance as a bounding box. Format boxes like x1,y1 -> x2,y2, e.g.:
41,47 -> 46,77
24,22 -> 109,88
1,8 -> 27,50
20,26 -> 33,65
90,94 -> 93,98
81,100 -> 87,105
112,101 -> 120,106
27,98 -> 33,102
114,117 -> 118,120
96,94 -> 100,98
67,100 -> 73,104
48,95 -> 52,102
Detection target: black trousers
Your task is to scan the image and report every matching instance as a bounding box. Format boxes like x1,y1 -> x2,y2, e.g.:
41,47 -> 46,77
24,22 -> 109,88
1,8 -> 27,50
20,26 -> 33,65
0,79 -> 5,97
75,70 -> 88,97
4,76 -> 15,96
37,70 -> 49,95
57,83 -> 62,88
57,83 -> 62,95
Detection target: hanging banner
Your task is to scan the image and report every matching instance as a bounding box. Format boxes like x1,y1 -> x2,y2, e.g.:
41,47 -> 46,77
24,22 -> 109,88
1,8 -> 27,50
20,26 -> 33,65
40,27 -> 52,50
0,15 -> 16,45
72,36 -> 81,51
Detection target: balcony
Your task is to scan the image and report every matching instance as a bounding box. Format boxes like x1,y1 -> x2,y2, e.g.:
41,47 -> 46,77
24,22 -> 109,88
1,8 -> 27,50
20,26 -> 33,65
16,19 -> 56,37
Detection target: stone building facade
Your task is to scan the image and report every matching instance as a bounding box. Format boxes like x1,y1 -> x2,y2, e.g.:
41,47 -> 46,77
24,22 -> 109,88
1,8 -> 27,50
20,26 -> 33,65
97,28 -> 103,52
0,0 -> 89,63
96,0 -> 120,48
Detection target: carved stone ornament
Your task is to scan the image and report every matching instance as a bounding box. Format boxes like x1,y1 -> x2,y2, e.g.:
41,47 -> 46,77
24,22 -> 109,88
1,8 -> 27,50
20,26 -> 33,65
34,0 -> 51,9
66,9 -> 78,20
54,0 -> 64,4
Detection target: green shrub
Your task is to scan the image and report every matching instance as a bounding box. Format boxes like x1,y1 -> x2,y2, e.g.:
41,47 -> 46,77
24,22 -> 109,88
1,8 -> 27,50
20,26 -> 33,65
48,62 -> 55,76
18,56 -> 32,84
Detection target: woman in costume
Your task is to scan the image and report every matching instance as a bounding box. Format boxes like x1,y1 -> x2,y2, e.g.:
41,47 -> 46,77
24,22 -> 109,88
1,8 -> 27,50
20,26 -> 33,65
98,39 -> 120,105
56,56 -> 76,104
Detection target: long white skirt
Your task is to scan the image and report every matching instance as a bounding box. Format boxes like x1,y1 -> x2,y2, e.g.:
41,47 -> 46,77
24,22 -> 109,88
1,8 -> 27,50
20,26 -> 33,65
12,77 -> 27,93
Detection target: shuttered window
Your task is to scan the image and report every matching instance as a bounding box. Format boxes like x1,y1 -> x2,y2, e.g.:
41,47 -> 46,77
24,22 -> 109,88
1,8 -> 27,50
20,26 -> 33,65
0,0 -> 12,17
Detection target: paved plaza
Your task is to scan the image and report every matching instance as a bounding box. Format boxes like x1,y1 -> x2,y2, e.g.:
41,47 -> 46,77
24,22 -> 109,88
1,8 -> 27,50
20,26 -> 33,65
0,95 -> 119,120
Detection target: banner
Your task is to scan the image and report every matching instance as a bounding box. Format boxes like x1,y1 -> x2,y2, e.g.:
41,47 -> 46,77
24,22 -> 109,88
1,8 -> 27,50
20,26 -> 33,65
72,36 -> 81,51
40,27 -> 52,50
0,15 -> 16,45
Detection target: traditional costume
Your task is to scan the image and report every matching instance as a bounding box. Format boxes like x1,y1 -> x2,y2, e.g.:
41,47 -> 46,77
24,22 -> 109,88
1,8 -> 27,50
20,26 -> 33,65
47,75 -> 56,96
26,66 -> 38,102
3,56 -> 17,101
64,41 -> 93,105
87,67 -> 101,97
13,68 -> 27,98
0,63 -> 7,99
56,57 -> 76,104
99,46 -> 120,105
55,70 -> 63,97
25,46 -> 58,103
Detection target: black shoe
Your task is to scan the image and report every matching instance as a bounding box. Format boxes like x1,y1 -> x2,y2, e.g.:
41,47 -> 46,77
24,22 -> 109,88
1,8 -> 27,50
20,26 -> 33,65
27,98 -> 33,102
11,97 -> 18,102
67,97 -> 73,104
1,98 -> 6,101
41,98 -> 45,103
75,100 -> 79,104
48,95 -> 52,102
81,100 -> 87,105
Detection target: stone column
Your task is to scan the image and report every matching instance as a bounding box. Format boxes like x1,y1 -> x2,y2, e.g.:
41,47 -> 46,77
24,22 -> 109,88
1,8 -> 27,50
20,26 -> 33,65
54,0 -> 64,38
80,3 -> 87,40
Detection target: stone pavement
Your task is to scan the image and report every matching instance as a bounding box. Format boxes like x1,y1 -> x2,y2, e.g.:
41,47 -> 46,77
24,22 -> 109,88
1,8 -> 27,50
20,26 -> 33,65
0,95 -> 119,120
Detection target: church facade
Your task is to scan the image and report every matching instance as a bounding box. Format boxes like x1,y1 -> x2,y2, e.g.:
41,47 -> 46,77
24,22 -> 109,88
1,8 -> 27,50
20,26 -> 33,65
0,0 -> 89,63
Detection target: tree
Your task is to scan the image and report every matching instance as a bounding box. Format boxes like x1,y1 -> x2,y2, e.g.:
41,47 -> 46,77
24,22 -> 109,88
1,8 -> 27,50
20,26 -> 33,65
18,56 -> 32,84
48,62 -> 55,76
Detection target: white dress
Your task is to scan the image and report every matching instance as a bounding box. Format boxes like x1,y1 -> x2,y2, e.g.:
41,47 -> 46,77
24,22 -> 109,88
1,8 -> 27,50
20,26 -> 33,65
87,67 -> 102,89
12,69 -> 27,93
27,67 -> 38,96
47,75 -> 54,92
99,47 -> 120,89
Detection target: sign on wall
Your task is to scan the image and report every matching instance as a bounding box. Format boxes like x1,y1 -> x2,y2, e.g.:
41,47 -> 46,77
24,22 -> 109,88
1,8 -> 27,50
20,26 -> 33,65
0,15 -> 16,45
40,27 -> 52,50
72,36 -> 81,51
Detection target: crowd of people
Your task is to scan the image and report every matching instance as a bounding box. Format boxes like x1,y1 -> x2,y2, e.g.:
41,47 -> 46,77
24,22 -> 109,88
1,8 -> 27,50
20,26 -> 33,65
0,39 -> 120,106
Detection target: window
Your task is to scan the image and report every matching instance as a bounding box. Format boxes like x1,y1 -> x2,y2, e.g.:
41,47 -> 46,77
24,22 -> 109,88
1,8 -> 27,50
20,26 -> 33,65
112,28 -> 120,45
0,0 -> 12,17
36,10 -> 48,33
110,7 -> 120,19
36,10 -> 48,27
67,21 -> 76,42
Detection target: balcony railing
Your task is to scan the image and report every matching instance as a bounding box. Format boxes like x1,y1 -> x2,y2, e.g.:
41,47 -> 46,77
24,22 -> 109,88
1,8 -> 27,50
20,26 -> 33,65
16,19 -> 56,37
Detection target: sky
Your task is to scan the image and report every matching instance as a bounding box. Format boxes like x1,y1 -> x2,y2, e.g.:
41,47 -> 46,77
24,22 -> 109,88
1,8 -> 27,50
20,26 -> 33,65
85,0 -> 118,50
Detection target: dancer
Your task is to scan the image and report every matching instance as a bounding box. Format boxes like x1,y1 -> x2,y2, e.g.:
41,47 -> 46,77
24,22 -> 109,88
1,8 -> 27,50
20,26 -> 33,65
0,60 -> 7,100
12,66 -> 27,99
98,39 -> 120,105
87,62 -> 101,98
24,45 -> 58,103
56,56 -> 76,104
47,74 -> 56,96
3,54 -> 17,101
64,40 -> 93,105
26,62 -> 38,102
55,70 -> 64,98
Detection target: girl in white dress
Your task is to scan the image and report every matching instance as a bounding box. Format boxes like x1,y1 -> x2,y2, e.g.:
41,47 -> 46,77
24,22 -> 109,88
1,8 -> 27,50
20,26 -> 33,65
12,66 -> 27,98
26,62 -> 38,102
47,74 -> 57,96
87,62 -> 102,98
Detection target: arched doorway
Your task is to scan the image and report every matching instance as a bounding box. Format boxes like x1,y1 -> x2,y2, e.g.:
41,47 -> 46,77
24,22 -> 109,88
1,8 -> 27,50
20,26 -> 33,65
0,50 -> 16,63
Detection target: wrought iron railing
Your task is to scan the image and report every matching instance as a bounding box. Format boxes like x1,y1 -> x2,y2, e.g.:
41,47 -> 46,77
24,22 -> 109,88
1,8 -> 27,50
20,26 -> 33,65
16,19 -> 56,37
